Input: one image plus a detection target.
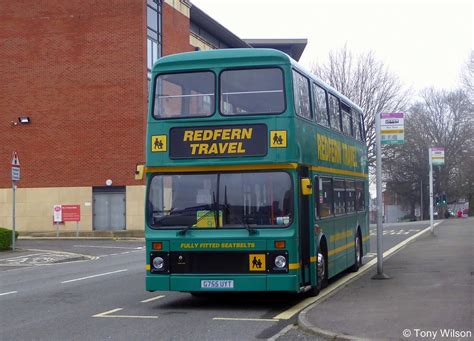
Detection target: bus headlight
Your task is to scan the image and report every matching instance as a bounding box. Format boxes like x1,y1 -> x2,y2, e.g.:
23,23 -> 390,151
152,256 -> 164,270
274,255 -> 287,268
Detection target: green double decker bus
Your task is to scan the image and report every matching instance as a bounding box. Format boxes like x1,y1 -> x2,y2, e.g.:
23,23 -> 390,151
141,48 -> 369,295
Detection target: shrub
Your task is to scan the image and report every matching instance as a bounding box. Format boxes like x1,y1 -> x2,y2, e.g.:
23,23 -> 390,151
0,228 -> 19,251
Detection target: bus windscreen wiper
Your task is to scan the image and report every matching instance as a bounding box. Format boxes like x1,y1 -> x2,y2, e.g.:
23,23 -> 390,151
177,209 -> 216,235
178,193 -> 218,236
242,214 -> 257,235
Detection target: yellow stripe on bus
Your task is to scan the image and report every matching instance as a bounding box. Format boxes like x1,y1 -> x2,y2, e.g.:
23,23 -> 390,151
145,264 -> 151,271
363,235 -> 370,242
288,263 -> 300,270
146,163 -> 298,173
328,241 -> 354,257
310,256 -> 316,263
329,230 -> 353,242
311,166 -> 368,178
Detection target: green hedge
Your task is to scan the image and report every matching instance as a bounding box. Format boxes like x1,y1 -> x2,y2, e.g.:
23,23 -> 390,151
0,228 -> 19,251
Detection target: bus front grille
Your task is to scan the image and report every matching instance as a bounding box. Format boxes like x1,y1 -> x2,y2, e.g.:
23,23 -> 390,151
170,251 -> 260,274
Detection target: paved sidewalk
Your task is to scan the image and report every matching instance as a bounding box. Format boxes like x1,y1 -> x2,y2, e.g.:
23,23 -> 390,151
299,218 -> 474,340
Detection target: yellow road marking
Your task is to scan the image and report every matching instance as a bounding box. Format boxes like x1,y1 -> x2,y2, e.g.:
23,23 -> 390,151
213,317 -> 278,322
273,222 -> 441,320
141,295 -> 165,303
93,308 -> 158,319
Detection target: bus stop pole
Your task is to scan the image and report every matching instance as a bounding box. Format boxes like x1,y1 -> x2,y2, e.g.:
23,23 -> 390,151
12,181 -> 16,251
429,148 -> 434,233
373,112 -> 390,280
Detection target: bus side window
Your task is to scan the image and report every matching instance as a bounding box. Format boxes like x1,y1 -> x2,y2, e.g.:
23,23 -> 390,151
328,93 -> 341,132
345,180 -> 355,213
292,70 -> 312,120
355,181 -> 365,211
316,177 -> 334,218
312,83 -> 330,127
353,109 -> 361,141
359,112 -> 366,141
341,102 -> 353,136
333,179 -> 346,215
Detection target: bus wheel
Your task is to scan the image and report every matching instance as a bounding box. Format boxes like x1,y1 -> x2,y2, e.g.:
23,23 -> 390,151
349,232 -> 362,272
308,250 -> 327,296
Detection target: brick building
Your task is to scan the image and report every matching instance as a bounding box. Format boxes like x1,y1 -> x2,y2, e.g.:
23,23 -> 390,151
0,0 -> 306,233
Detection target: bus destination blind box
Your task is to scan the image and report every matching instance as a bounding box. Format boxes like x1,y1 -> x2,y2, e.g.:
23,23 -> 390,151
168,124 -> 268,159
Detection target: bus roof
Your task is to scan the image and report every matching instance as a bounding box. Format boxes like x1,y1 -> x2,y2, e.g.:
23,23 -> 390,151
153,48 -> 292,69
153,48 -> 363,114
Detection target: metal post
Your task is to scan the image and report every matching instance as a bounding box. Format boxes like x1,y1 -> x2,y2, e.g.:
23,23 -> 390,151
429,148 -> 434,233
372,113 -> 390,279
56,222 -> 59,238
12,181 -> 16,251
420,179 -> 423,221
76,222 -> 79,238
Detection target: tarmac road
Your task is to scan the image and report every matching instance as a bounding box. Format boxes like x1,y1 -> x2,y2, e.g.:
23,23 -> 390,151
0,221 -> 433,341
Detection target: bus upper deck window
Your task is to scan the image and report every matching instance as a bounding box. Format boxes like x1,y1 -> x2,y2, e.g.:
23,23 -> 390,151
220,68 -> 285,115
154,71 -> 215,119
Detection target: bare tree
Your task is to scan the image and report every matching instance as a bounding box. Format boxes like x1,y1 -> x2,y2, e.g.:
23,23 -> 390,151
383,88 -> 474,217
312,46 -> 411,169
460,52 -> 473,95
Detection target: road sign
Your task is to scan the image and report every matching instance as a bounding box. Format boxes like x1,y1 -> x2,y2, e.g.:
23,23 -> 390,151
12,167 -> 20,181
11,152 -> 20,166
11,152 -> 20,181
431,147 -> 445,165
380,112 -> 404,145
62,205 -> 81,222
53,205 -> 62,223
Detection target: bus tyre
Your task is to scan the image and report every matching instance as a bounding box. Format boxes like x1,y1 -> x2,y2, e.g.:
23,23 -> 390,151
308,250 -> 327,296
349,232 -> 362,272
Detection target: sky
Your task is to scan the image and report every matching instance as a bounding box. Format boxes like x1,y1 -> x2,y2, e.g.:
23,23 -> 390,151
191,0 -> 473,92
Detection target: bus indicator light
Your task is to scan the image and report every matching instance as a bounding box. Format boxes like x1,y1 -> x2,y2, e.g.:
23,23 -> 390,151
274,241 -> 286,249
152,242 -> 163,250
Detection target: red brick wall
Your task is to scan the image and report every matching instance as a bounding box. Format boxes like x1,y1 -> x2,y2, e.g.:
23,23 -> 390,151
0,0 -> 148,188
162,2 -> 193,56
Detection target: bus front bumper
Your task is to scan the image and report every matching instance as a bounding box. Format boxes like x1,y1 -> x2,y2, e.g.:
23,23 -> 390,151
146,274 -> 299,292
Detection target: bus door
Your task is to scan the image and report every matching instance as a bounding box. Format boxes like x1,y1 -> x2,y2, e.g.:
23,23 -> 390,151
299,166 -> 312,285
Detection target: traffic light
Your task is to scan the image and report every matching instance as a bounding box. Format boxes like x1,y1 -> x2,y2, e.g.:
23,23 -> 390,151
435,194 -> 440,206
441,193 -> 447,205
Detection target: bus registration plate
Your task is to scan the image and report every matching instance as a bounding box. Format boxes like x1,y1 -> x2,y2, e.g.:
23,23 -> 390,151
201,280 -> 234,289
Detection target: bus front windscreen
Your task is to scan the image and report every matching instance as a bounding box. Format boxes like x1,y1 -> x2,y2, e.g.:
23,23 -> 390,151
147,172 -> 293,229
220,68 -> 285,115
153,71 -> 215,118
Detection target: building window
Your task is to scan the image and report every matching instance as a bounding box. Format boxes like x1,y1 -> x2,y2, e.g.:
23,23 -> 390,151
147,0 -> 162,80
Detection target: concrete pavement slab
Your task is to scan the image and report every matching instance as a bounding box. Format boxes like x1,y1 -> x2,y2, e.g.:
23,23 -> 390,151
298,218 -> 473,340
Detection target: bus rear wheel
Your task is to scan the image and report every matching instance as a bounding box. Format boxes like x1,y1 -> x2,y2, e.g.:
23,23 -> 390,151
349,232 -> 362,272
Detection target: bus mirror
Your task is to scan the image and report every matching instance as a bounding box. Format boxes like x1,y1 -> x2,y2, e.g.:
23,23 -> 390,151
301,178 -> 312,196
135,164 -> 145,180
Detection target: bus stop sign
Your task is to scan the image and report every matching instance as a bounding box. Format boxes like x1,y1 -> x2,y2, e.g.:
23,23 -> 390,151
11,152 -> 20,182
